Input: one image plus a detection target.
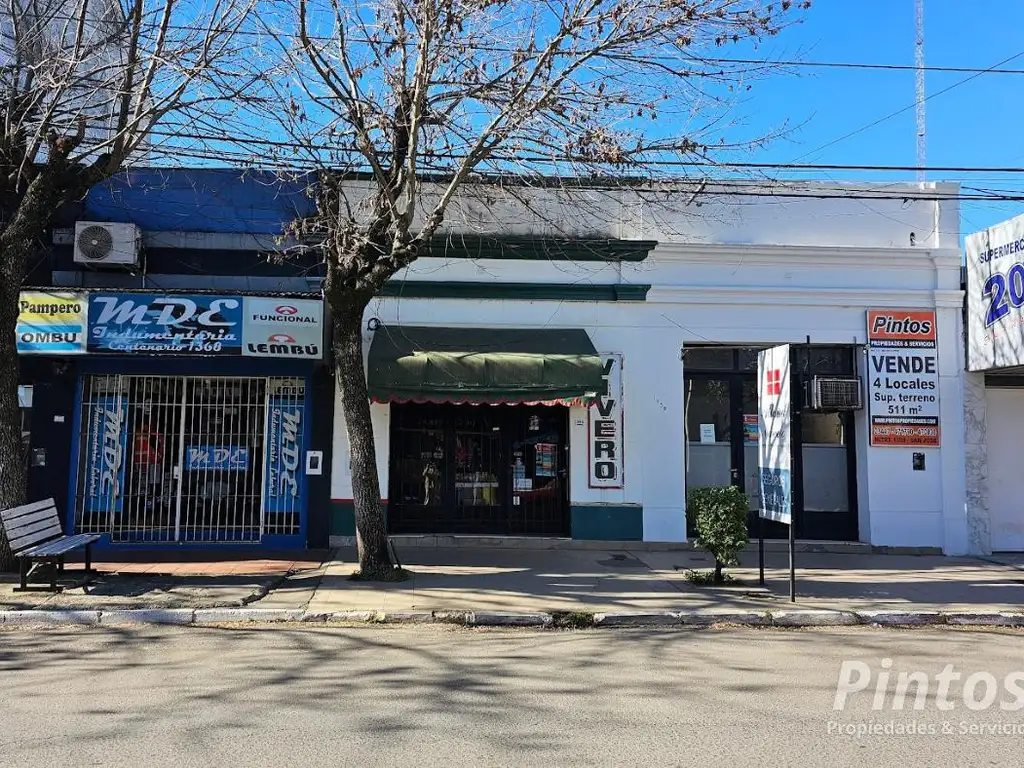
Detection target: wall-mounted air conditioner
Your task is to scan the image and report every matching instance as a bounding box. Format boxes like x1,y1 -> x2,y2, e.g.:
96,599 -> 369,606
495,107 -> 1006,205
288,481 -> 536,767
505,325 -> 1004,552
73,221 -> 140,266
805,376 -> 863,411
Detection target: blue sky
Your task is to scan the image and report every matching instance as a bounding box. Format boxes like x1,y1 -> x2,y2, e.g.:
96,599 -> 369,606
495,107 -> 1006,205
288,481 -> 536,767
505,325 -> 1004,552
721,0 -> 1024,241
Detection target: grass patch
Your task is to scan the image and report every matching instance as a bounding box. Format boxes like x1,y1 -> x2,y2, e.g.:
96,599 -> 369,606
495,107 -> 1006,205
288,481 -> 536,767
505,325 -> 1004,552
550,611 -> 596,629
684,569 -> 737,585
349,567 -> 414,583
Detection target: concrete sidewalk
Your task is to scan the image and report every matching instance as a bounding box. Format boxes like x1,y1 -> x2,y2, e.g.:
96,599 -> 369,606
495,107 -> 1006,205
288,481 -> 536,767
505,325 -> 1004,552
297,546 -> 1024,617
3,545 -> 1024,627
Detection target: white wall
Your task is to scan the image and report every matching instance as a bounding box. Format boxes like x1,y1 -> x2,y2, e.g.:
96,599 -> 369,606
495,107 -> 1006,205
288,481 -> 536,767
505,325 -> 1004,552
328,188 -> 968,550
985,387 -> 1024,552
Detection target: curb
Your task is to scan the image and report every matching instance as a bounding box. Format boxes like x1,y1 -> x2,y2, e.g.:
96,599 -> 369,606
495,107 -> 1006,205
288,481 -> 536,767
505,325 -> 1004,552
3,608 -> 1024,629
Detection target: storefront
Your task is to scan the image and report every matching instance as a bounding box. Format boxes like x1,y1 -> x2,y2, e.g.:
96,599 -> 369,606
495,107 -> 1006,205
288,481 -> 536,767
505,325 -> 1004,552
964,213 -> 1024,553
366,326 -> 602,537
683,344 -> 860,541
325,185 -> 969,553
17,289 -> 333,549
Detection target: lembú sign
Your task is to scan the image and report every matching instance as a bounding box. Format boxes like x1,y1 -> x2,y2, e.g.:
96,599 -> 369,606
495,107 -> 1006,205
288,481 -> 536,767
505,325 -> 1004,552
16,291 -> 324,360
866,309 -> 940,448
588,353 -> 624,489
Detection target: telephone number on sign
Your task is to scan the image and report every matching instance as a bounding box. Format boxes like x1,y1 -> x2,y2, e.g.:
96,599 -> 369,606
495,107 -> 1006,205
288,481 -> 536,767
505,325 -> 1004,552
871,425 -> 941,446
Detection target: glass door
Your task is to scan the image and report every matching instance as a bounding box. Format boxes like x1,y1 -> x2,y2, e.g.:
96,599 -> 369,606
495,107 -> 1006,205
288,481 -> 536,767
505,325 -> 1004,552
684,376 -> 739,536
508,407 -> 569,537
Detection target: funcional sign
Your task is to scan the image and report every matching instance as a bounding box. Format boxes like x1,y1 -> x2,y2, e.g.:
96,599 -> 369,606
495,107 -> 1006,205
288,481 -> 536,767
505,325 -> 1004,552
867,310 -> 940,447
588,353 -> 624,489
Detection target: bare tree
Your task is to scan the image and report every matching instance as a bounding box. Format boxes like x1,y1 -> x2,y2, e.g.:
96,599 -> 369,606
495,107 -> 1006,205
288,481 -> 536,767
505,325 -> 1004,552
0,0 -> 256,570
260,0 -> 809,579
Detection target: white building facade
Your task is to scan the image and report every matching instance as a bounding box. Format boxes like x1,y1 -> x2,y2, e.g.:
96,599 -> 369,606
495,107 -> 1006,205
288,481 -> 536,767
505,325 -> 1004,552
329,182 -> 970,554
964,212 -> 1024,554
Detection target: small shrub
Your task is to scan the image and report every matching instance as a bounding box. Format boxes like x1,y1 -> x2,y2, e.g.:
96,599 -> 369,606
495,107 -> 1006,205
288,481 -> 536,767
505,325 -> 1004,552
688,485 -> 750,584
684,568 -> 735,585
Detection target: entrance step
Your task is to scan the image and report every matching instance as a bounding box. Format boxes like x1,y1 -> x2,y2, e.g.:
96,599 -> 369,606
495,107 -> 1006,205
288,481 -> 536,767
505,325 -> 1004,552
329,534 -> 941,556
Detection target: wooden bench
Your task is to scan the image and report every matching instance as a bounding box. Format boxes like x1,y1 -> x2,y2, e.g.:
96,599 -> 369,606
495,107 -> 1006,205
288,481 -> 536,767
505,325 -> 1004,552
0,499 -> 101,591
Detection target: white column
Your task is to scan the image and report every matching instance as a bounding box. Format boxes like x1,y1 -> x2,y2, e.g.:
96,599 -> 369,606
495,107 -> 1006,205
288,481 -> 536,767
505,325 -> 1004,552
935,291 -> 969,555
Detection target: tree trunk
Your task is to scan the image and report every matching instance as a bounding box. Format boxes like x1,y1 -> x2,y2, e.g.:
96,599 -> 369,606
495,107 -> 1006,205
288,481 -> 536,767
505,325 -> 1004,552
0,239 -> 29,572
333,298 -> 396,580
713,559 -> 724,584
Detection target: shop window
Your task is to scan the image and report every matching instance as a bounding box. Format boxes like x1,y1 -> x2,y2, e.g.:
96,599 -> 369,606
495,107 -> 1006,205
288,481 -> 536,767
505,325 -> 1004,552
684,377 -> 732,490
793,346 -> 855,376
802,412 -> 849,514
683,347 -> 734,370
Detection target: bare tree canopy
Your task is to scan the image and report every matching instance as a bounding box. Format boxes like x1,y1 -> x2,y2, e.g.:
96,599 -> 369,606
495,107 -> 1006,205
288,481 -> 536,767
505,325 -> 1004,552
0,0 -> 255,570
252,0 -> 811,578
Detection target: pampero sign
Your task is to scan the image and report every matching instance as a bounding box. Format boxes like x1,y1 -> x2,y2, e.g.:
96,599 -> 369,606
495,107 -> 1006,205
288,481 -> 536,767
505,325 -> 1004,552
966,213 -> 1024,370
588,353 -> 624,489
867,310 -> 940,447
16,291 -> 88,354
84,293 -> 324,359
757,345 -> 791,525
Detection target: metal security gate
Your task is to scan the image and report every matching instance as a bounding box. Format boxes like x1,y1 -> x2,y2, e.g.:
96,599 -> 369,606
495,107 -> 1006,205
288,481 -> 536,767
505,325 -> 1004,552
73,374 -> 306,543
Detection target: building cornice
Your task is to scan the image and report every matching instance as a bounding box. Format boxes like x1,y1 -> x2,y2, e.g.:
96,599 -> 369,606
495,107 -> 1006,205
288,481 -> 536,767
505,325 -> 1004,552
651,242 -> 962,270
646,285 -> 958,308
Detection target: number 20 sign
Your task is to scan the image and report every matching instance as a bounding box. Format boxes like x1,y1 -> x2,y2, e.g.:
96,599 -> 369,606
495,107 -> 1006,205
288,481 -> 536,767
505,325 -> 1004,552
982,261 -> 1024,327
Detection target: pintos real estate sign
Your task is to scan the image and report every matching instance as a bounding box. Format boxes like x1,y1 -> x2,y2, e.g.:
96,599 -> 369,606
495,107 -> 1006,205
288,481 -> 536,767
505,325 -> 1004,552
867,310 -> 940,447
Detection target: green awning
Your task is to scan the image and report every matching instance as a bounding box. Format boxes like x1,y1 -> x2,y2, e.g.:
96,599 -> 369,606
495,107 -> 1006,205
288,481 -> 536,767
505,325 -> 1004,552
367,325 -> 604,406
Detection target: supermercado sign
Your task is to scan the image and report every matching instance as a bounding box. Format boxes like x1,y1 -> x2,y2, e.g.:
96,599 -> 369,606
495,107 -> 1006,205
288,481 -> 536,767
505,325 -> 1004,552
867,310 -> 940,448
966,213 -> 1024,370
16,291 -> 88,354
80,293 -> 323,359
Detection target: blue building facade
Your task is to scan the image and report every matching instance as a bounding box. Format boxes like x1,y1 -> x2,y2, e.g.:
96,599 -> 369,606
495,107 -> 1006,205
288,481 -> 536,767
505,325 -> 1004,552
18,169 -> 333,551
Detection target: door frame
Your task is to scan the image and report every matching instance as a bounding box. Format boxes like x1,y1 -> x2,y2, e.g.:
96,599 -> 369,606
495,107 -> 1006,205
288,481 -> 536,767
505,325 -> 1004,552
684,347 -> 860,541
67,371 -> 311,547
387,403 -> 571,536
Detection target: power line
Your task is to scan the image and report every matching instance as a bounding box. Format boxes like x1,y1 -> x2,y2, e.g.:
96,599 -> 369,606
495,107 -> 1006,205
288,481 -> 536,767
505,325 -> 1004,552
140,128 -> 1024,174
793,48 -> 1024,162
19,10 -> 1024,78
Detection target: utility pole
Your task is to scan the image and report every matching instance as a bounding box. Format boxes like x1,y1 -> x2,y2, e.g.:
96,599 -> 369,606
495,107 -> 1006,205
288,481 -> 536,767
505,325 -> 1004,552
915,0 -> 926,183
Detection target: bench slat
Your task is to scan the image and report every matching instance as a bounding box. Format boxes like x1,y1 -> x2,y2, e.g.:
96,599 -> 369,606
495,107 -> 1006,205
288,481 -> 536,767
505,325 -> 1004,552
20,534 -> 101,558
6,507 -> 59,527
7,515 -> 62,539
4,509 -> 60,532
10,527 -> 61,553
0,499 -> 58,523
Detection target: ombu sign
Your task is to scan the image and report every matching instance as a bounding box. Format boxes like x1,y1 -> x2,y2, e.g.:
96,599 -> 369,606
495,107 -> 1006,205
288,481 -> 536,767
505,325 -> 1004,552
866,310 -> 941,447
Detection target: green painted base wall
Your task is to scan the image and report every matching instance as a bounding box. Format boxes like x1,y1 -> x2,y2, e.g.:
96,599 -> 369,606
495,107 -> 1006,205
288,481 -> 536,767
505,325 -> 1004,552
570,505 -> 644,541
331,500 -> 388,537
333,501 -> 643,541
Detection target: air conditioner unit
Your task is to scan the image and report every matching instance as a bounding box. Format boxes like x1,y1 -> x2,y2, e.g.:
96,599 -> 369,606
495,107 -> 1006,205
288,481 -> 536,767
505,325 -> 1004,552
73,221 -> 140,266
805,376 -> 863,411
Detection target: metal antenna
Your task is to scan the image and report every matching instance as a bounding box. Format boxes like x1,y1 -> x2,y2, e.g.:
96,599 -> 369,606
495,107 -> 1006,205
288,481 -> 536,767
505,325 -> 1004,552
915,0 -> 926,183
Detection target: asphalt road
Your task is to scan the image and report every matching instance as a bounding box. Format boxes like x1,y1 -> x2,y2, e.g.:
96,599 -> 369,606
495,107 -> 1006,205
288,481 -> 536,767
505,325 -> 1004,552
1,625 -> 1023,766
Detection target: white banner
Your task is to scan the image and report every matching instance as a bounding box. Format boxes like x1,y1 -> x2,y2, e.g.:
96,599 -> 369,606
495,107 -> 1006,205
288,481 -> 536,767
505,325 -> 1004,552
588,353 -> 624,489
966,213 -> 1024,371
757,345 -> 791,525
